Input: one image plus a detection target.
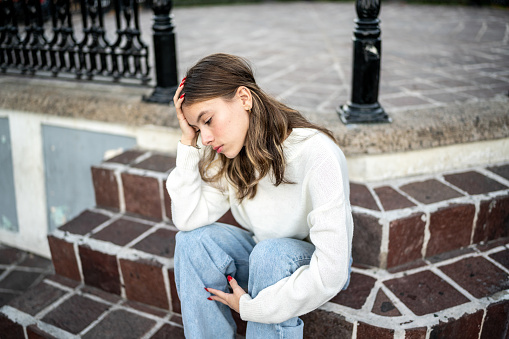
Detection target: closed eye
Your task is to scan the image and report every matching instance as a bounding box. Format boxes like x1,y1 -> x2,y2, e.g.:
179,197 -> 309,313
205,117 -> 212,125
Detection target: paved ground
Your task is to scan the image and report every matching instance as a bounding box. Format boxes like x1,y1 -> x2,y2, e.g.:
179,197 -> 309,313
138,2 -> 509,114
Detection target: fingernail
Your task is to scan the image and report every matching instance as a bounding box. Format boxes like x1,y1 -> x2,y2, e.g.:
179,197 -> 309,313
204,287 -> 209,292
207,297 -> 212,301
179,94 -> 185,99
227,275 -> 232,282
179,82 -> 184,87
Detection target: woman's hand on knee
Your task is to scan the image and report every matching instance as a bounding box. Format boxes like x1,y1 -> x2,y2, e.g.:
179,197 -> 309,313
205,275 -> 246,314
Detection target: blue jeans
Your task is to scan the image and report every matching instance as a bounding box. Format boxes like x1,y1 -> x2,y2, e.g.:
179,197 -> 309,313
174,223 -> 316,339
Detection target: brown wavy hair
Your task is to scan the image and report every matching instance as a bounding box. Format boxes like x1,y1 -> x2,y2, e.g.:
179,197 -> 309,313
182,53 -> 336,202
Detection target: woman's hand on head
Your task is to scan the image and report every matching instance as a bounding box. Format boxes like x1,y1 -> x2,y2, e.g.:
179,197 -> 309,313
174,78 -> 199,147
205,276 -> 247,314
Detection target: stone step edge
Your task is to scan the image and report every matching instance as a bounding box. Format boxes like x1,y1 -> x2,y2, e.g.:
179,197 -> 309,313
48,208 -> 509,334
0,275 -> 184,339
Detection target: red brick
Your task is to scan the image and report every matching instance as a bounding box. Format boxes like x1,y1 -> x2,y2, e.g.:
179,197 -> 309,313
163,180 -> 172,220
426,204 -> 475,257
330,272 -> 376,309
105,150 -> 145,164
430,310 -> 483,339
168,269 -> 181,314
387,259 -> 427,274
444,171 -> 507,195
387,213 -> 426,268
150,323 -> 185,339
473,196 -> 509,244
480,300 -> 509,339
490,248 -> 509,270
91,167 -> 120,210
400,179 -> 463,204
301,309 -> 353,339
439,256 -> 509,299
120,258 -> 169,309
132,228 -> 178,258
48,236 -> 81,281
0,313 -> 25,338
350,183 -> 380,210
384,270 -> 469,316
0,245 -> 24,265
42,295 -> 110,334
59,210 -> 110,235
133,154 -> 176,173
352,212 -> 382,267
371,289 -> 401,317
404,327 -> 427,339
82,309 -> 156,339
82,285 -> 123,304
79,245 -> 120,295
27,324 -> 58,339
357,322 -> 395,339
375,186 -> 416,211
122,173 -> 162,220
91,218 -> 151,246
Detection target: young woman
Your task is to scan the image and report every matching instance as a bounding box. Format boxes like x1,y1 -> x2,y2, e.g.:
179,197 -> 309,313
167,53 -> 353,338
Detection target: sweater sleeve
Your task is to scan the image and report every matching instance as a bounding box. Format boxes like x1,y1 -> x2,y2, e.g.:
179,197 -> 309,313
239,152 -> 353,324
166,142 -> 230,231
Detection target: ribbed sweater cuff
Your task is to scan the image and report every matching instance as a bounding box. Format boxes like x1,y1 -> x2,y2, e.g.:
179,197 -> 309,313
239,293 -> 264,322
176,142 -> 201,170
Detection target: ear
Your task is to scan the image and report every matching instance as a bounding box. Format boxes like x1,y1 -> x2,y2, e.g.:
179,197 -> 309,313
236,86 -> 252,111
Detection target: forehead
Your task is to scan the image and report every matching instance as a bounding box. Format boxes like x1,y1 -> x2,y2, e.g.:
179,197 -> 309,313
183,97 -> 229,123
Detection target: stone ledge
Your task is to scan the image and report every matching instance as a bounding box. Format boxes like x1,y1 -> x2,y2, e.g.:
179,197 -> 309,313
1,76 -> 508,156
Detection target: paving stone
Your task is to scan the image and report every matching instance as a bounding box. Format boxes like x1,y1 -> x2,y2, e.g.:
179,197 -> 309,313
352,212 -> 382,267
473,196 -> 509,243
0,270 -> 42,291
429,310 -> 483,339
399,179 -> 463,204
18,254 -> 53,269
0,313 -> 25,339
0,291 -> 20,307
82,309 -> 156,339
82,285 -> 123,304
0,246 -> 24,265
487,164 -> 509,181
383,95 -> 432,107
45,274 -> 81,289
132,228 -> 177,258
47,236 -> 81,281
8,281 -> 66,316
123,300 -> 169,318
105,150 -> 145,164
475,237 -> 509,252
387,213 -> 426,268
350,183 -> 379,210
91,167 -> 120,210
133,154 -> 176,173
374,186 -> 415,211
480,300 -> 509,339
426,204 -> 475,257
42,295 -> 110,334
150,323 -> 185,339
79,245 -> 120,295
439,256 -> 509,299
357,322 -> 395,339
122,173 -> 162,220
27,324 -> 58,339
371,289 -> 401,317
170,314 -> 183,326
301,309 -> 353,339
330,272 -> 376,309
91,217 -> 151,246
387,259 -> 427,274
120,258 -> 169,309
443,171 -> 508,195
59,210 -> 110,236
384,270 -> 469,316
489,248 -> 509,270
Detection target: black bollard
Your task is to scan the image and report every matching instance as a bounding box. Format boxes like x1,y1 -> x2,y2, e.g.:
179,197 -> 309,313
142,0 -> 178,104
337,0 -> 390,124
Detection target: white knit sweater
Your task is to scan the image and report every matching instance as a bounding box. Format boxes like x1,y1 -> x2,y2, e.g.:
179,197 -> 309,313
166,128 -> 353,324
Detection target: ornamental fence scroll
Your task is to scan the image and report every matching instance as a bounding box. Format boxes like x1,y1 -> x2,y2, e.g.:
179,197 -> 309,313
0,0 -> 151,84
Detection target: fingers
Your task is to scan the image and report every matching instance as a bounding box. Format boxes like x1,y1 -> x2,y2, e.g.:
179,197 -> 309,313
205,276 -> 246,313
173,77 -> 186,106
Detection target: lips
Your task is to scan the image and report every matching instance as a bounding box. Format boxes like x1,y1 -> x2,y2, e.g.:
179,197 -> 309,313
213,145 -> 223,154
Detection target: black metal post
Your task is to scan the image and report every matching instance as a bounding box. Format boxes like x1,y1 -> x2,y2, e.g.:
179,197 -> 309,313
337,0 -> 390,124
142,0 -> 178,104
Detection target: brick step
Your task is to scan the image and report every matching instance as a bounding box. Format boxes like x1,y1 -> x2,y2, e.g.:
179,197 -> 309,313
91,149 -> 509,269
3,209 -> 508,338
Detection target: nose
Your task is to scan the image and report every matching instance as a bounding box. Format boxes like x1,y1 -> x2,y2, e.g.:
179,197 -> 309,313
200,128 -> 213,145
